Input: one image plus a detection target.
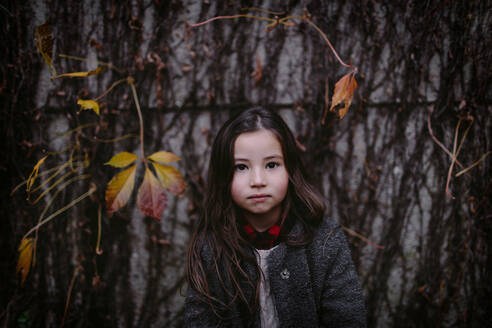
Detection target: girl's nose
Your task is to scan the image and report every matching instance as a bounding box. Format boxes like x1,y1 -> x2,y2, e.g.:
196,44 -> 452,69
250,168 -> 266,187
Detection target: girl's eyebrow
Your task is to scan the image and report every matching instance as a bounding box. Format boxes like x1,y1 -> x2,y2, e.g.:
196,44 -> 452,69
264,154 -> 283,160
234,154 -> 283,161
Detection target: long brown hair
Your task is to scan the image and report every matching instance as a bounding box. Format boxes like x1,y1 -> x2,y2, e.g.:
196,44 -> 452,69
186,107 -> 325,318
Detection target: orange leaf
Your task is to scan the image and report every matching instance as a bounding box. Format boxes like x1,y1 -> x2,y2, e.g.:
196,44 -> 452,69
152,162 -> 186,195
137,167 -> 167,220
55,66 -> 103,78
27,155 -> 48,192
77,99 -> 100,115
147,151 -> 181,164
105,164 -> 137,216
330,73 -> 358,119
16,238 -> 34,286
35,21 -> 56,76
105,152 -> 139,168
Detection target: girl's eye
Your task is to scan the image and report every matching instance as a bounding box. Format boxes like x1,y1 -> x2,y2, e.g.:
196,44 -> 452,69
235,164 -> 247,171
266,162 -> 279,169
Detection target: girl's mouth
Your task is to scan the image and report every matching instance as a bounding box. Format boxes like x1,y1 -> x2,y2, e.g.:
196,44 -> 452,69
248,194 -> 270,202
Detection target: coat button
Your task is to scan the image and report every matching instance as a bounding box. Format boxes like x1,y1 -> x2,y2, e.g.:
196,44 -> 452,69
280,269 -> 290,279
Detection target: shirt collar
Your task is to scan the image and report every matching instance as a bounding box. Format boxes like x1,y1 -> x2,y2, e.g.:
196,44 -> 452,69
243,223 -> 281,250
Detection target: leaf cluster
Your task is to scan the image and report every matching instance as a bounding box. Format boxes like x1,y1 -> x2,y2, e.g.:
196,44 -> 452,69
14,20 -> 187,288
105,151 -> 185,220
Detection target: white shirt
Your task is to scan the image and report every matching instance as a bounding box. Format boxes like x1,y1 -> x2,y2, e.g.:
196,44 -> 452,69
256,247 -> 280,328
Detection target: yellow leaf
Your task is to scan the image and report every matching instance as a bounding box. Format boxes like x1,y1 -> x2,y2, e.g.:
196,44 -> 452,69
16,238 -> 34,286
329,73 -> 358,119
35,21 -> 56,76
105,152 -> 139,168
147,151 -> 181,164
105,164 -> 137,216
27,155 -> 48,192
55,66 -> 103,78
152,162 -> 186,195
77,99 -> 100,115
137,168 -> 168,220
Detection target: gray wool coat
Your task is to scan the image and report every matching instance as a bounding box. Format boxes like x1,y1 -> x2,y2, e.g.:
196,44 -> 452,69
184,217 -> 367,327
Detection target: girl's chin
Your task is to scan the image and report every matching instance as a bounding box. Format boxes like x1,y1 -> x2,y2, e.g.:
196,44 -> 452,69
244,205 -> 273,214
242,206 -> 281,218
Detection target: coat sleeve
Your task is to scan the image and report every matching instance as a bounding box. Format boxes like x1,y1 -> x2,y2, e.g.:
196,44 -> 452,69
183,239 -> 223,328
183,284 -> 221,328
184,238 -> 249,328
319,226 -> 367,328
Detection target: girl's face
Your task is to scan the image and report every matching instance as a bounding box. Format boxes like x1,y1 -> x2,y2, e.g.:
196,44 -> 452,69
230,129 -> 289,231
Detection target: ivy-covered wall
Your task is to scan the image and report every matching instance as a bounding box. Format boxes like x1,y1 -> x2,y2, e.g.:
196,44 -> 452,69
1,1 -> 491,327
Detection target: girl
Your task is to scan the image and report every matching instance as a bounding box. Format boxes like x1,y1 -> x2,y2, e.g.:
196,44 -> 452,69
185,107 -> 366,327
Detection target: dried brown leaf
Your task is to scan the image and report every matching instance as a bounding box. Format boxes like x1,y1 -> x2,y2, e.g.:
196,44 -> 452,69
35,21 -> 56,76
330,73 -> 358,119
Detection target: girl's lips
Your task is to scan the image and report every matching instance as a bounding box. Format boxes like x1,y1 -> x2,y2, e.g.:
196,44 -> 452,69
248,194 -> 270,202
248,194 -> 269,198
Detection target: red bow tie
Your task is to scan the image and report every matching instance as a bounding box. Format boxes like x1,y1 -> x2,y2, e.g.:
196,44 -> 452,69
243,224 -> 281,250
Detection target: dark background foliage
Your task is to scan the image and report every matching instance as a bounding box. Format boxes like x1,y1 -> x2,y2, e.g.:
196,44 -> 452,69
1,0 -> 491,327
